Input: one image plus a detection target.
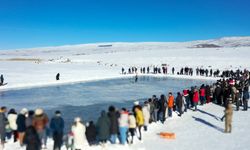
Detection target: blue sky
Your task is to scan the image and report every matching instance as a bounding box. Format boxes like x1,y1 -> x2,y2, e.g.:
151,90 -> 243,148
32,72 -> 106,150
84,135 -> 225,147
0,0 -> 250,50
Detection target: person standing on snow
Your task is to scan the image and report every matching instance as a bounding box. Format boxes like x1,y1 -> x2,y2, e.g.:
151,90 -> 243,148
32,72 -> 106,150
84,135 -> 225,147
118,108 -> 129,145
7,108 -> 18,142
96,110 -> 110,144
16,108 -> 28,146
71,117 -> 89,150
23,126 -> 41,150
224,103 -> 233,133
85,121 -> 97,146
167,92 -> 174,117
243,87 -> 249,111
0,107 -> 8,149
56,73 -> 60,81
135,106 -> 144,141
107,106 -> 119,144
32,108 -> 49,149
176,92 -> 183,116
193,89 -> 199,111
128,112 -> 136,144
142,101 -> 150,130
50,110 -> 64,150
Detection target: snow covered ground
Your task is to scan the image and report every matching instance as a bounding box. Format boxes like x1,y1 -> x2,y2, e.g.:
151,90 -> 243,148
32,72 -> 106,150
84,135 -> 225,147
0,36 -> 250,150
0,36 -> 250,90
3,102 -> 250,150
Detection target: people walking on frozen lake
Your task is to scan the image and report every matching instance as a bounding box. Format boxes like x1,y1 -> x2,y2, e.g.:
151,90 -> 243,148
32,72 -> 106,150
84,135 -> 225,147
32,108 -> 49,149
135,74 -> 138,83
0,74 -> 4,85
172,67 -> 175,75
71,117 -> 89,150
224,103 -> 233,133
50,110 -> 64,150
56,73 -> 60,81
96,110 -> 110,144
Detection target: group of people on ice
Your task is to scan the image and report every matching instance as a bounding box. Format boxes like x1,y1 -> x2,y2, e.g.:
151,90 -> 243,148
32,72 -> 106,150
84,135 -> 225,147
121,66 -> 246,79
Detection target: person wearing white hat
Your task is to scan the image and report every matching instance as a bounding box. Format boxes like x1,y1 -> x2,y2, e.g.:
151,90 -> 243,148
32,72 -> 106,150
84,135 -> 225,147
71,117 -> 89,150
16,108 -> 28,146
32,108 -> 49,149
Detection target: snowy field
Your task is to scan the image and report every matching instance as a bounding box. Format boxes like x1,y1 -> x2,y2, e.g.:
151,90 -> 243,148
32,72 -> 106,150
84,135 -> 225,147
0,36 -> 250,90
0,36 -> 250,150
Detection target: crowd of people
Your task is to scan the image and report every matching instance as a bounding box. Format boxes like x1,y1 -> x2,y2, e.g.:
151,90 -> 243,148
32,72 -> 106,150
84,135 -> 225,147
121,66 -> 246,79
0,69 -> 249,150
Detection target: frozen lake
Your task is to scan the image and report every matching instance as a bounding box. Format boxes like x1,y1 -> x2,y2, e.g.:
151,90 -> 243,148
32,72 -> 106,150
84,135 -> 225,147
0,76 -> 212,131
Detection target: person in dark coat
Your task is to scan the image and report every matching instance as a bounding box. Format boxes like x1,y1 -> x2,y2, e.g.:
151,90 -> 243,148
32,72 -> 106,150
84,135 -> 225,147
16,108 -> 28,146
176,92 -> 183,116
85,121 -> 97,145
215,85 -> 222,105
243,87 -> 249,111
0,74 -> 4,85
107,106 -> 119,144
0,107 -> 8,148
23,126 -> 41,150
96,111 -> 110,143
56,73 -> 60,80
158,95 -> 166,122
50,110 -> 64,150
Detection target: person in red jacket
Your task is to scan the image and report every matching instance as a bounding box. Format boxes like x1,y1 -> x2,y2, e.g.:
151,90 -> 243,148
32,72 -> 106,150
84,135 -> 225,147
200,85 -> 206,105
193,89 -> 199,111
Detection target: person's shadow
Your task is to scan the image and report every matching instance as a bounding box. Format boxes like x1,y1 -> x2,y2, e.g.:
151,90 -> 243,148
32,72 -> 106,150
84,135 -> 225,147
196,109 -> 221,121
192,116 -> 224,133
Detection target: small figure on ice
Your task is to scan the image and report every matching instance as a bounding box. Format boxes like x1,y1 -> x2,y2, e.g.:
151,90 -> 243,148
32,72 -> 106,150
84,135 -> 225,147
135,74 -> 138,83
0,74 -> 4,85
56,73 -> 60,81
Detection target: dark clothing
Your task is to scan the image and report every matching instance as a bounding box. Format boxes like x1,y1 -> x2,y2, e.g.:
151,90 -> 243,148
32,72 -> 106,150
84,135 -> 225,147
108,111 -> 119,135
24,126 -> 41,150
0,112 -> 7,142
176,95 -> 183,115
16,114 -> 26,132
86,123 -> 97,145
96,112 -> 110,141
50,116 -> 64,150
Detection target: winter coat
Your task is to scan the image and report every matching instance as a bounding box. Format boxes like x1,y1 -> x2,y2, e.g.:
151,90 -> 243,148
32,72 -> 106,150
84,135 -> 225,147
86,123 -> 97,143
193,91 -> 199,103
135,109 -> 144,126
215,86 -> 222,97
16,114 -> 26,132
118,111 -> 129,128
142,105 -> 150,126
168,95 -> 175,108
200,88 -> 205,97
50,116 -> 64,134
23,126 -> 41,150
32,114 -> 49,132
128,115 -> 136,128
108,111 -> 119,134
96,112 -> 110,141
176,95 -> 183,109
25,116 -> 33,128
183,89 -> 189,96
0,112 -> 7,141
7,113 -> 17,130
71,122 -> 89,149
243,90 -> 249,100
